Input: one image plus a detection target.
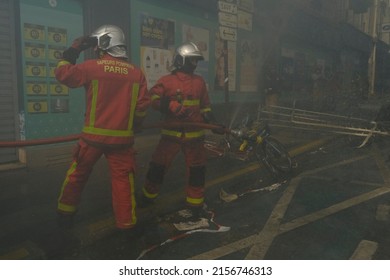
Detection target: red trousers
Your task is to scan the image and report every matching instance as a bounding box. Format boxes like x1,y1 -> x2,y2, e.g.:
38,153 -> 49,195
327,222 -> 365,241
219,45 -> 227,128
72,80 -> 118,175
143,137 -> 206,207
57,139 -> 137,229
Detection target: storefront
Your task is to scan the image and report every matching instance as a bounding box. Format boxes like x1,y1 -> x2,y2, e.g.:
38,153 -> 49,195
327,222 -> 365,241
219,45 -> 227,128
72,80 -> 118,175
277,10 -> 341,102
1,0 -> 262,167
2,0 -> 388,167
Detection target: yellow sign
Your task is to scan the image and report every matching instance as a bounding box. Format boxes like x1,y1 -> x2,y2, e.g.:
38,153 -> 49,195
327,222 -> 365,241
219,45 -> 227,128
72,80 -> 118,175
50,82 -> 68,96
48,45 -> 65,60
48,27 -> 67,45
27,100 -> 48,113
24,23 -> 45,41
25,62 -> 46,77
25,43 -> 45,59
48,63 -> 57,77
26,81 -> 47,96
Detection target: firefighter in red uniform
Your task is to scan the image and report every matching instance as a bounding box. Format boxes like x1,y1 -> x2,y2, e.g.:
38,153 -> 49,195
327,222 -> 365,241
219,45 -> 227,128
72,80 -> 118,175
55,25 -> 149,231
138,42 -> 224,219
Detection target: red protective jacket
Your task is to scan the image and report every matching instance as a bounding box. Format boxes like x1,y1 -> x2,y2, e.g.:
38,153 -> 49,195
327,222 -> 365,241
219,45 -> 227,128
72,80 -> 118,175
55,54 -> 150,146
150,71 -> 211,139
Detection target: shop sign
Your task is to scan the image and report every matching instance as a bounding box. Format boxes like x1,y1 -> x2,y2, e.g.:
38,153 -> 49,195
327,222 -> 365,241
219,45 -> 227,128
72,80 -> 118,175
218,12 -> 237,28
237,10 -> 252,31
219,26 -> 237,41
218,1 -> 238,14
382,23 -> 390,33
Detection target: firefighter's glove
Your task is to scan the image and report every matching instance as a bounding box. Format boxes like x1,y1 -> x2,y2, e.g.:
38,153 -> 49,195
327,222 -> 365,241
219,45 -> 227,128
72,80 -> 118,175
211,124 -> 226,135
169,100 -> 189,118
71,36 -> 95,52
62,36 -> 94,65
62,48 -> 80,65
160,96 -> 171,114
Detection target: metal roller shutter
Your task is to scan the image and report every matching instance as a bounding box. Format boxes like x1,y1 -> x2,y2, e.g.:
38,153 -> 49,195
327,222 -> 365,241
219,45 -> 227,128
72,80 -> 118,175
0,0 -> 19,163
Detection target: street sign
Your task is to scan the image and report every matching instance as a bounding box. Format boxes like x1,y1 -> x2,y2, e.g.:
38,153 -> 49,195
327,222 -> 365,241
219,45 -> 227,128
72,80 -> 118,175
237,0 -> 254,13
237,9 -> 252,31
218,12 -> 237,28
219,26 -> 237,41
218,1 -> 237,14
382,23 -> 390,33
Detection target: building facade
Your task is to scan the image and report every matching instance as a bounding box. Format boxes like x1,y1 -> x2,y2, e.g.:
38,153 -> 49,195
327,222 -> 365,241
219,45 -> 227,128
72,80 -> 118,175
0,0 -> 389,167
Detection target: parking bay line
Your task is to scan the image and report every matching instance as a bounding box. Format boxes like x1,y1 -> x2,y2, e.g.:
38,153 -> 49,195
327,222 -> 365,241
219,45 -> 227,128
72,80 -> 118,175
189,153 -> 390,260
190,184 -> 390,260
350,240 -> 378,260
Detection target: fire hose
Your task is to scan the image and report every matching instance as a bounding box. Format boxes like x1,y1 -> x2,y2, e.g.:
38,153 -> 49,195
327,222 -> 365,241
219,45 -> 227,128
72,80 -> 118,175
0,122 -> 228,148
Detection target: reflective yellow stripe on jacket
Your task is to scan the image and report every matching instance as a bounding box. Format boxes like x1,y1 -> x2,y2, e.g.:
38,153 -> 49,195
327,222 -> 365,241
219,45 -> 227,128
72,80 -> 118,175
151,94 -> 160,101
57,60 -> 71,67
161,129 -> 205,139
182,100 -> 200,106
82,81 -> 139,137
201,107 -> 211,113
152,94 -> 201,106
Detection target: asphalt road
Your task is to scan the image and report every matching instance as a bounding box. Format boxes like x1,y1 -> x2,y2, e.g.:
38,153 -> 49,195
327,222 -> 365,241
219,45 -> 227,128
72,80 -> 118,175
109,136 -> 390,260
1,127 -> 390,260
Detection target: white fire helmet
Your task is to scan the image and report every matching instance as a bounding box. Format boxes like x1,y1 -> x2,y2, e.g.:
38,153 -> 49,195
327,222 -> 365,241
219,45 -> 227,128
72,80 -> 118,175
171,42 -> 204,71
90,24 -> 128,58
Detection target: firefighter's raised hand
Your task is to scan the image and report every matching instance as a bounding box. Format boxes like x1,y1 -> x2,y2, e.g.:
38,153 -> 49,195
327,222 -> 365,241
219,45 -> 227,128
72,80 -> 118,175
71,36 -> 95,52
62,36 -> 95,64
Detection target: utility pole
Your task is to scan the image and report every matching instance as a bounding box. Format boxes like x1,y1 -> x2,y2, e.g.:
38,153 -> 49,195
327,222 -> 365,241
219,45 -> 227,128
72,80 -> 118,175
368,0 -> 379,97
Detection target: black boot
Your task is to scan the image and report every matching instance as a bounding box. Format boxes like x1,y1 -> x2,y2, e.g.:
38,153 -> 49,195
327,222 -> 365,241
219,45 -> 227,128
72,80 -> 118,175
50,212 -> 79,259
167,206 -> 209,224
186,206 -> 209,221
57,212 -> 75,230
136,194 -> 155,208
117,224 -> 145,241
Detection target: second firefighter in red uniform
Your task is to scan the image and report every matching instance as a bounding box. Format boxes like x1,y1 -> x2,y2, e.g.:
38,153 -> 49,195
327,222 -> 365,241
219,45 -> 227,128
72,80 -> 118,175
140,42 -> 224,218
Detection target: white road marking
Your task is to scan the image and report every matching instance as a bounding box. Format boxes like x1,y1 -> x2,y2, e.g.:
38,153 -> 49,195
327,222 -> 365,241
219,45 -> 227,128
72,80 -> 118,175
350,240 -> 378,260
376,204 -> 390,222
244,177 -> 301,259
189,152 -> 390,260
280,186 -> 390,233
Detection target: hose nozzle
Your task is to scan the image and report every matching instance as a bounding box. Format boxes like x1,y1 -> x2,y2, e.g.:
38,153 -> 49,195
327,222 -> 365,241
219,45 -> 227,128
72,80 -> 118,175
230,129 -> 242,138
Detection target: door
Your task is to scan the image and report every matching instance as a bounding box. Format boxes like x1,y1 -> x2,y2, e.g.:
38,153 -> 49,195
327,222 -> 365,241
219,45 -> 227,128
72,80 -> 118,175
0,0 -> 19,164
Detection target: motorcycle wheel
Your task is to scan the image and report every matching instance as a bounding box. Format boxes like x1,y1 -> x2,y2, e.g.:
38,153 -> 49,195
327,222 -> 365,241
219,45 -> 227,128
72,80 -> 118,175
255,137 -> 292,177
204,137 -> 230,158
